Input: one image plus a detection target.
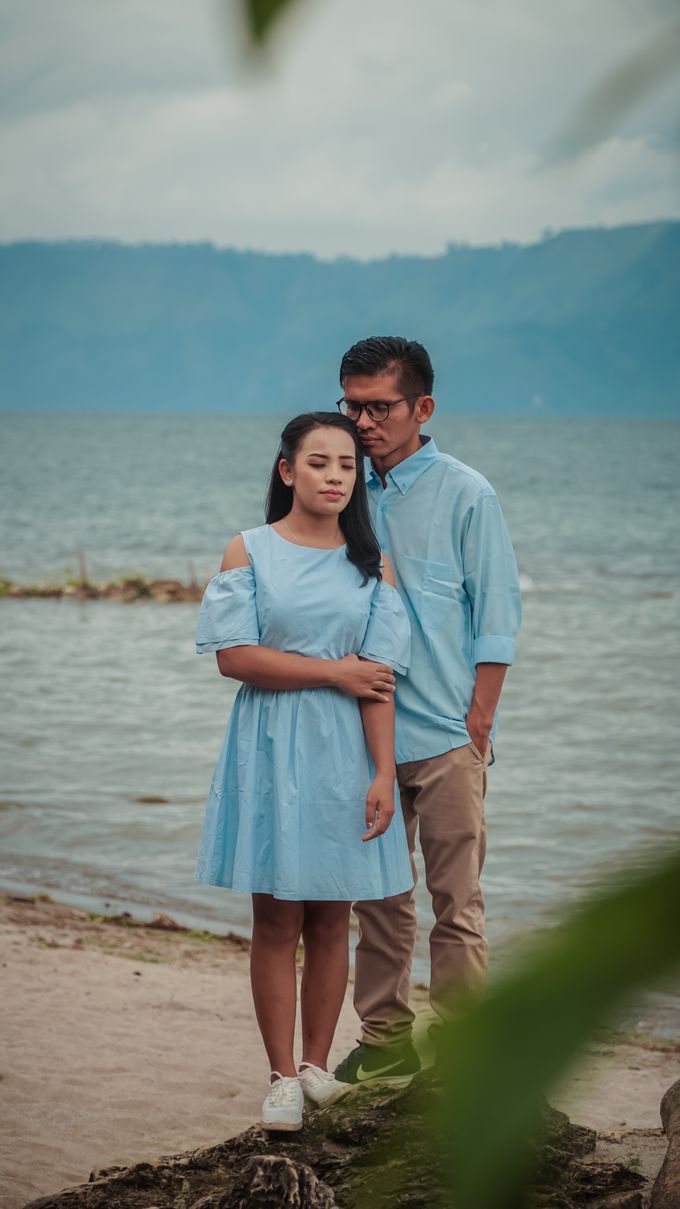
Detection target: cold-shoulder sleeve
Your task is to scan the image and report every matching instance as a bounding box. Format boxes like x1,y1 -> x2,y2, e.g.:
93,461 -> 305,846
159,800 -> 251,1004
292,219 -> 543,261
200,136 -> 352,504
195,566 -> 260,654
358,580 -> 411,675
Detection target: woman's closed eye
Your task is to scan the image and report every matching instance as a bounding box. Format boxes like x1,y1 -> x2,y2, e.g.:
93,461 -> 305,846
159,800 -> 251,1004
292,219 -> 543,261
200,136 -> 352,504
308,460 -> 355,471
304,457 -> 350,466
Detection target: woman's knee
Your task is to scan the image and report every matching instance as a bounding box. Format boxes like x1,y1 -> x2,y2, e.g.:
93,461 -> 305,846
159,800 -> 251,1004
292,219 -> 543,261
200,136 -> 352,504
303,903 -> 350,945
252,896 -> 304,947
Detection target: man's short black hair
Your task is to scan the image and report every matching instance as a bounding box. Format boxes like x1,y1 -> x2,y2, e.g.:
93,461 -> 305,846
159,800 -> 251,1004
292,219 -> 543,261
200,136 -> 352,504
339,336 -> 434,399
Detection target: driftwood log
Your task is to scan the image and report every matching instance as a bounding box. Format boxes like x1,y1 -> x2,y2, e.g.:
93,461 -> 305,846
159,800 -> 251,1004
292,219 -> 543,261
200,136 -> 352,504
22,1071 -> 655,1209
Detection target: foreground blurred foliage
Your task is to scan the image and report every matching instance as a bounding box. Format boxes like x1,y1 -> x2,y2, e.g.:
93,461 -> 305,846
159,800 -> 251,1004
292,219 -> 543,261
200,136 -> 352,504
242,0 -> 301,44
239,0 -> 679,162
547,17 -> 680,163
431,845 -> 680,1209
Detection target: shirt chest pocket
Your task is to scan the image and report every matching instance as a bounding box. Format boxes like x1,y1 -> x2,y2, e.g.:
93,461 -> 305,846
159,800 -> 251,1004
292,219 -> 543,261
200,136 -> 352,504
398,555 -> 465,629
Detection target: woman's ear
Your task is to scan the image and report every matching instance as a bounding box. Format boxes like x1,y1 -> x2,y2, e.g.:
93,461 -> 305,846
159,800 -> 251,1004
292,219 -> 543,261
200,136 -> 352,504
279,458 -> 293,487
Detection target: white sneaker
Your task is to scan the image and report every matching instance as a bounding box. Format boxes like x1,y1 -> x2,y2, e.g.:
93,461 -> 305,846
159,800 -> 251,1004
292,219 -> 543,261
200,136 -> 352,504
298,1062 -> 349,1105
260,1073 -> 304,1131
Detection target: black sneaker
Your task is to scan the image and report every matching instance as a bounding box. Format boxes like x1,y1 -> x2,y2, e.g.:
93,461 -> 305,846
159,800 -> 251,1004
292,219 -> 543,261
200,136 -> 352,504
333,1040 -> 421,1086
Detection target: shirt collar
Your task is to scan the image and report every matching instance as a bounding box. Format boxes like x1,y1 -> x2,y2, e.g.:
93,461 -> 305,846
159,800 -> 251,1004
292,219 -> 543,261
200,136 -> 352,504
364,435 -> 438,495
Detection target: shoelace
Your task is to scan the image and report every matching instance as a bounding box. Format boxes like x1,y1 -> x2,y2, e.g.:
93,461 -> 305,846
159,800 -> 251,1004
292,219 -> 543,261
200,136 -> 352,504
301,1064 -> 334,1084
269,1075 -> 300,1106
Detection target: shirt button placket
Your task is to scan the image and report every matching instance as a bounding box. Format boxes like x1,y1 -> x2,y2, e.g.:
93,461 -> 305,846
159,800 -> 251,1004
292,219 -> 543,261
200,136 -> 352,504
376,495 -> 387,546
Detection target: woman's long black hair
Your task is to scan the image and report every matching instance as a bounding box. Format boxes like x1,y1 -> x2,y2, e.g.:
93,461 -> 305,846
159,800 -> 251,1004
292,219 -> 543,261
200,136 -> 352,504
265,412 -> 381,584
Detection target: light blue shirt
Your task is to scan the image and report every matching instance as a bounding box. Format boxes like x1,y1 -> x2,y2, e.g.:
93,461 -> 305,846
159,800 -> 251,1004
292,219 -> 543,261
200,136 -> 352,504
365,436 -> 522,764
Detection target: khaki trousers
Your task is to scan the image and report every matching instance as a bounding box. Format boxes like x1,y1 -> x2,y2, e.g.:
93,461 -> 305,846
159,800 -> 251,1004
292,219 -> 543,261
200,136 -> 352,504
353,742 -> 489,1047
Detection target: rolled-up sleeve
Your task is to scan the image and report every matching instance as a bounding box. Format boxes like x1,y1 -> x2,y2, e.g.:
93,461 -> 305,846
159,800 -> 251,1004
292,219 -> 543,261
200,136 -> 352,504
462,492 -> 522,665
195,566 -> 260,654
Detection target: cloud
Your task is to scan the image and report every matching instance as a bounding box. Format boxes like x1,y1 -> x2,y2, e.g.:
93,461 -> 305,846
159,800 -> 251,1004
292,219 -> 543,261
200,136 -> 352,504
0,0 -> 677,256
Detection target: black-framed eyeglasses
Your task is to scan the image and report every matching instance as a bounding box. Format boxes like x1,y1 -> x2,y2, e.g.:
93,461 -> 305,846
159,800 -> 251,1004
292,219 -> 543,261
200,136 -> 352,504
335,395 -> 419,422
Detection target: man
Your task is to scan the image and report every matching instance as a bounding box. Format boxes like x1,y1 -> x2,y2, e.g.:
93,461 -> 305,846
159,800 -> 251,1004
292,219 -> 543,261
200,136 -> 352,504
333,336 -> 522,1084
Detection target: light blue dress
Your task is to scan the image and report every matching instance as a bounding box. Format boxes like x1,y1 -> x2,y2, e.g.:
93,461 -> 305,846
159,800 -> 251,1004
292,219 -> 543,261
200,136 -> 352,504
195,524 -> 414,901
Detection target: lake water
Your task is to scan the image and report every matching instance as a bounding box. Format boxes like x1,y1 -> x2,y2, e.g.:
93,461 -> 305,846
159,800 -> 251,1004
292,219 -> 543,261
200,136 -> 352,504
1,413 -> 679,1011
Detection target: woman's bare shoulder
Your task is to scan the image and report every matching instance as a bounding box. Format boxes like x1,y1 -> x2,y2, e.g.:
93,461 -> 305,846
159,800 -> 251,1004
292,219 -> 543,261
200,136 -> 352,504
219,534 -> 250,572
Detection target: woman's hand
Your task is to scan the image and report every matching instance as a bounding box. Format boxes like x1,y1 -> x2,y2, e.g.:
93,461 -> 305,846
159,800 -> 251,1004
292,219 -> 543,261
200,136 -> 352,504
333,654 -> 395,701
362,773 -> 396,841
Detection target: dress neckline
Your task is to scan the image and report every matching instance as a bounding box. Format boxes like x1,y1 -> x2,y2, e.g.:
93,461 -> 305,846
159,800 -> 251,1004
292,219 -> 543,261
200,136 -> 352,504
268,524 -> 347,553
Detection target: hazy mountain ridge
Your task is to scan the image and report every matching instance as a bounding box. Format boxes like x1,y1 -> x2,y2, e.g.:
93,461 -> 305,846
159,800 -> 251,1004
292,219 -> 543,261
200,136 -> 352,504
1,222 -> 678,414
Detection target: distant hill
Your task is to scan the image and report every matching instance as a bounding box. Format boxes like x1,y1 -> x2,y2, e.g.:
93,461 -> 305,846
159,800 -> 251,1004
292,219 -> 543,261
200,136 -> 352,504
1,223 -> 678,414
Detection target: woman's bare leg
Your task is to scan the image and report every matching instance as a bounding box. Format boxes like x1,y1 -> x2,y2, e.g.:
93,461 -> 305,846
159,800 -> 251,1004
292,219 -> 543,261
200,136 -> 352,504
300,901 -> 352,1069
251,894 -> 304,1076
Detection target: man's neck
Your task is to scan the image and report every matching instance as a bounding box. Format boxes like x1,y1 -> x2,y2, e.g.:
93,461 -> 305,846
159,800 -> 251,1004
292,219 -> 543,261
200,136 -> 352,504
371,432 -> 425,485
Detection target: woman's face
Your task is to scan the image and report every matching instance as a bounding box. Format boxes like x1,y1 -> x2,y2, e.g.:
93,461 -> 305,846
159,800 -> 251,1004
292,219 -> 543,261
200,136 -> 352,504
280,425 -> 357,517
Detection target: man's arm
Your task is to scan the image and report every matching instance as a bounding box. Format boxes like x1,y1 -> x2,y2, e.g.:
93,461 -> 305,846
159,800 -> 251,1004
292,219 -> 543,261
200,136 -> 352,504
467,663 -> 508,757
462,491 -> 522,756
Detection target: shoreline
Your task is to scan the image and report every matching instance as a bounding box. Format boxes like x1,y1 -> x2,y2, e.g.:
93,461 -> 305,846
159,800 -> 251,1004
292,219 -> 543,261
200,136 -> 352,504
0,876 -> 256,951
2,891 -> 679,1208
2,873 -> 677,1034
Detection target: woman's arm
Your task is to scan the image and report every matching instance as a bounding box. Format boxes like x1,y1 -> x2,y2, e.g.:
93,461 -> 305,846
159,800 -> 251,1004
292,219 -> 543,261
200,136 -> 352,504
359,694 -> 397,840
214,537 -> 396,700
359,554 -> 399,841
220,645 -> 395,697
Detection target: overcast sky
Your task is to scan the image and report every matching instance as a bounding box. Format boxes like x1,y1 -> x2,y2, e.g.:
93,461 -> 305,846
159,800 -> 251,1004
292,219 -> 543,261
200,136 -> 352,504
1,0 -> 678,258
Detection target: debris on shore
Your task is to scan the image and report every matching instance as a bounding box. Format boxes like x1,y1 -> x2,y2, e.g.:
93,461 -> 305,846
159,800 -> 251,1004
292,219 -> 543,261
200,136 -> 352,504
0,575 -> 204,603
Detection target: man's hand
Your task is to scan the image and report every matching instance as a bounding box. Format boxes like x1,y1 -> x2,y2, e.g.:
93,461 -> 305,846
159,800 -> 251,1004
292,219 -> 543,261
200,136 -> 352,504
333,654 -> 395,701
466,663 -> 508,759
466,703 -> 493,761
362,773 -> 396,841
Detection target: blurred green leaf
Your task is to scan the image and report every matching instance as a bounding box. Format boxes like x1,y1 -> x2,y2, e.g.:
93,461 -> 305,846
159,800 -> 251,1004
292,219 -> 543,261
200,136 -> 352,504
546,18 -> 680,163
432,845 -> 680,1209
242,0 -> 302,45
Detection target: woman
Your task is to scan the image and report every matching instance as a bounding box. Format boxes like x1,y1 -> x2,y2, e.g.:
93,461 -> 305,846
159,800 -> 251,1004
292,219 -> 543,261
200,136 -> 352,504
195,412 -> 412,1130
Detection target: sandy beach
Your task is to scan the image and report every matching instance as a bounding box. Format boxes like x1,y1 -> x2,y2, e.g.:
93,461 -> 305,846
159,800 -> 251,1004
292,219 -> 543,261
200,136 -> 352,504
1,892 -> 678,1209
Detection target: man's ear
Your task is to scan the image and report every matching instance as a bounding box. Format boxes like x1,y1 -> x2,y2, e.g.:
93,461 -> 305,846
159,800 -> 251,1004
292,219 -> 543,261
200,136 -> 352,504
415,396 -> 435,423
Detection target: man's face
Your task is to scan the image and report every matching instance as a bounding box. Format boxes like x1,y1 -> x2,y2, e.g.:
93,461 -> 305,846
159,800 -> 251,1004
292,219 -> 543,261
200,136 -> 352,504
340,370 -> 426,465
